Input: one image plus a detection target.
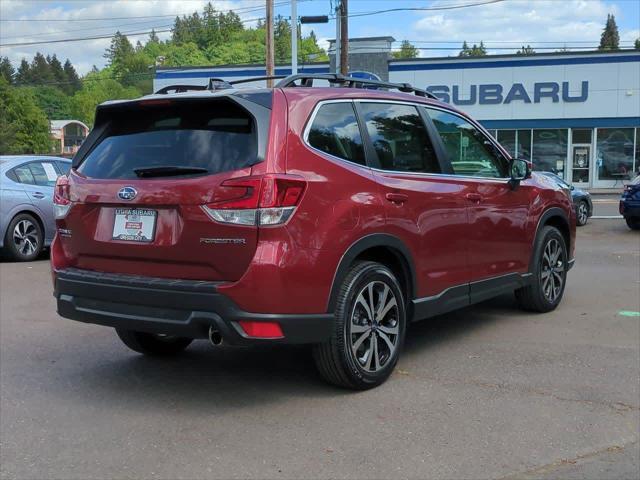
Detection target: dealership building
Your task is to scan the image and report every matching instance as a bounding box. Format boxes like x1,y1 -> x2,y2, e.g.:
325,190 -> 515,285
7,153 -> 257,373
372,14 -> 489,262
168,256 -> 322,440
154,37 -> 640,189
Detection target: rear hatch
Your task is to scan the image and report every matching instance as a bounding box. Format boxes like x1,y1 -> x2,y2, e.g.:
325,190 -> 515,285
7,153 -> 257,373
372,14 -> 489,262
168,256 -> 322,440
57,93 -> 272,281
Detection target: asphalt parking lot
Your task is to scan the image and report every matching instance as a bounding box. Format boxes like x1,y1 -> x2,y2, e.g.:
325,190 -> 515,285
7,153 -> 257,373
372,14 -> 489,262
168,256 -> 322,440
1,214 -> 639,479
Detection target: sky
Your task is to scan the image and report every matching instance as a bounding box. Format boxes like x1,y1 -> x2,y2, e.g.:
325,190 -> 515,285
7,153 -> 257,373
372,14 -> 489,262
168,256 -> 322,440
0,0 -> 638,75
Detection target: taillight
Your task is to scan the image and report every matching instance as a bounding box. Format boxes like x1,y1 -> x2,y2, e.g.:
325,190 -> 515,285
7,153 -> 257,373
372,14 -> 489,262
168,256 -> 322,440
53,175 -> 72,219
201,175 -> 306,226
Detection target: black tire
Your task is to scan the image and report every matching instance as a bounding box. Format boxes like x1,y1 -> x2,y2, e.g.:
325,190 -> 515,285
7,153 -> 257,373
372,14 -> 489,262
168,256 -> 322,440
313,261 -> 407,390
116,329 -> 193,356
625,217 -> 640,230
3,213 -> 43,261
576,200 -> 589,226
516,226 -> 568,313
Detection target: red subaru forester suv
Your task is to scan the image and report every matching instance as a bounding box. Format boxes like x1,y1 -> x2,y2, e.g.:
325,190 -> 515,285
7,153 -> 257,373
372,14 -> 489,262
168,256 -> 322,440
52,74 -> 575,389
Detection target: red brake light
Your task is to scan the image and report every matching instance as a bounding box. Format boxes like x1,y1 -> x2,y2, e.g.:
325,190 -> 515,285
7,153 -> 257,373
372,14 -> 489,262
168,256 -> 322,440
201,175 -> 306,226
54,175 -> 70,205
238,321 -> 284,339
53,175 -> 72,220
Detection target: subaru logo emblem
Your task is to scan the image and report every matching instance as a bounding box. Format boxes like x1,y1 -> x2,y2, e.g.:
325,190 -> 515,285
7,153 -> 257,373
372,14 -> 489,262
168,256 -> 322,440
117,187 -> 137,201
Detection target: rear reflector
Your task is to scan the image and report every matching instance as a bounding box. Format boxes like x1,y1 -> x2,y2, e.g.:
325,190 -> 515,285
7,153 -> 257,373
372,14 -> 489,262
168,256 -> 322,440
238,321 -> 284,339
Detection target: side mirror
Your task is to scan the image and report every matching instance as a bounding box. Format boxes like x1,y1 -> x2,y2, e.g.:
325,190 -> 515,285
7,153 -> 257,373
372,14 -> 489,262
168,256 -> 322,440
508,158 -> 530,189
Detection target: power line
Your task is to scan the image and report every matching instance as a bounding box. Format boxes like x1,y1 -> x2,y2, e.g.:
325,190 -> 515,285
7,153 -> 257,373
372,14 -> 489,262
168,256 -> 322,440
0,1 -> 294,22
330,0 -> 506,19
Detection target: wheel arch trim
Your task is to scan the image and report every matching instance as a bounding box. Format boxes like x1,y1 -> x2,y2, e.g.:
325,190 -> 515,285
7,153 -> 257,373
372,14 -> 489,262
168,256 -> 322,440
530,207 -> 571,271
326,233 -> 417,313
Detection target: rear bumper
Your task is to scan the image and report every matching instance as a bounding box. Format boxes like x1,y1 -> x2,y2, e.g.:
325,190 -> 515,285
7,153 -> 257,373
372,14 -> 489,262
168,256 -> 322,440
54,268 -> 333,345
620,201 -> 640,218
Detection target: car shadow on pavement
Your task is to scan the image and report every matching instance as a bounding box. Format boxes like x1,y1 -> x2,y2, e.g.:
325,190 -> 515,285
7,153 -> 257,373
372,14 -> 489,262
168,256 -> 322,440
61,294 -> 526,411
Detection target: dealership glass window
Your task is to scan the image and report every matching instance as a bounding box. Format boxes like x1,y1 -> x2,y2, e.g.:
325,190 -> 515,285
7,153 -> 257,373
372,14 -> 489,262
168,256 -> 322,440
532,129 -> 568,176
572,129 -> 592,144
517,129 -> 532,161
596,128 -> 635,181
496,130 -> 516,157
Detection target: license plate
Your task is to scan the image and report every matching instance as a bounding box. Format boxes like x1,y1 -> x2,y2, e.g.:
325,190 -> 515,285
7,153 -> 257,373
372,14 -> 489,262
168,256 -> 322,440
112,208 -> 157,242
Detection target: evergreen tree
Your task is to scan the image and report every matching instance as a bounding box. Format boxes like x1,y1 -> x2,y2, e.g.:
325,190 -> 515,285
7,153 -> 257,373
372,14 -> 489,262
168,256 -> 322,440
459,41 -> 470,57
599,14 -> 620,50
30,52 -> 54,84
104,31 -> 135,70
0,57 -> 15,84
48,54 -> 66,84
148,29 -> 160,44
635,38 -> 640,50
63,59 -> 82,94
15,58 -> 31,85
516,45 -> 536,55
392,40 -> 419,59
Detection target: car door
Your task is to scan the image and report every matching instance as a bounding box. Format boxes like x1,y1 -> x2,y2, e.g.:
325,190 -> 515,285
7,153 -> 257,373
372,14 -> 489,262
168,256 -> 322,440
16,161 -> 60,243
357,101 -> 472,311
423,106 -> 532,301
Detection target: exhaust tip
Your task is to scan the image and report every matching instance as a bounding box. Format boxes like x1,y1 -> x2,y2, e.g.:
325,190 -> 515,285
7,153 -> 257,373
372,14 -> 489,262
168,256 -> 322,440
208,326 -> 223,346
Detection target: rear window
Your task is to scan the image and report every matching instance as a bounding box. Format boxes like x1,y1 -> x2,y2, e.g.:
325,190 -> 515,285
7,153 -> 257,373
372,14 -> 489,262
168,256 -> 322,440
78,99 -> 260,179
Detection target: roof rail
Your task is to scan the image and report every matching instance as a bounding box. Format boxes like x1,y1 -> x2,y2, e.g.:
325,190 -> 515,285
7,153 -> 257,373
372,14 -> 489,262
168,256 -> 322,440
275,73 -> 437,99
154,73 -> 436,99
155,77 -> 233,95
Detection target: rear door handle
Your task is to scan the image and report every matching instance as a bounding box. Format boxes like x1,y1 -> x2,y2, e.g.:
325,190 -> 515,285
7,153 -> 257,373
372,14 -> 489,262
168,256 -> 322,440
465,193 -> 482,203
32,192 -> 45,199
385,193 -> 409,205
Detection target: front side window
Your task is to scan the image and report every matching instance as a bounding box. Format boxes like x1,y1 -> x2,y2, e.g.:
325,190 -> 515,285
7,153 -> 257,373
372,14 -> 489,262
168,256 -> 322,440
307,102 -> 366,165
426,108 -> 508,178
359,103 -> 440,174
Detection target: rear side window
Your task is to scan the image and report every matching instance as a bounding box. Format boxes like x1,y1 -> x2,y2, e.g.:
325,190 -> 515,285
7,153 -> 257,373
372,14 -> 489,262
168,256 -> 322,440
359,103 -> 440,174
307,102 -> 366,166
78,99 -> 260,179
12,165 -> 35,185
57,161 -> 71,175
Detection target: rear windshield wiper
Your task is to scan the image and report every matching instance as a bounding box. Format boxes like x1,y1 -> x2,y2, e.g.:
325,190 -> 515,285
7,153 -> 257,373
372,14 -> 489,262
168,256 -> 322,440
133,166 -> 209,178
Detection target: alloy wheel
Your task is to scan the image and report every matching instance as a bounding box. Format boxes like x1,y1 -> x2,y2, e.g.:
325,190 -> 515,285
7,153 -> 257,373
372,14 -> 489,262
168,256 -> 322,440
578,203 -> 588,225
12,219 -> 39,257
349,281 -> 400,373
540,238 -> 564,303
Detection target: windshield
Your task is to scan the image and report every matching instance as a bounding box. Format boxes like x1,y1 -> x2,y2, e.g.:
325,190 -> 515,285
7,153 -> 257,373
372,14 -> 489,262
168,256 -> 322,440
78,98 -> 259,179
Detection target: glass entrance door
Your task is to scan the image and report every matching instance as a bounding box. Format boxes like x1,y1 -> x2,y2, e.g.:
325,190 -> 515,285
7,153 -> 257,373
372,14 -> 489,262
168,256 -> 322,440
571,145 -> 591,184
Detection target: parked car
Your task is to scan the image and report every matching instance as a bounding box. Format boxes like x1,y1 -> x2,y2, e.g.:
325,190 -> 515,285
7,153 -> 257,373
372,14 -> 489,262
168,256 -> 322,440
620,174 -> 640,230
51,74 -> 576,389
1,156 -> 71,261
539,171 -> 592,226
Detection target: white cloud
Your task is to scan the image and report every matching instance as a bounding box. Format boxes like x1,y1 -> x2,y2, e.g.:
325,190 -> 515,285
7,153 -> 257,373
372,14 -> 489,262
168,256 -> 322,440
0,0 -> 261,74
399,0 -> 637,56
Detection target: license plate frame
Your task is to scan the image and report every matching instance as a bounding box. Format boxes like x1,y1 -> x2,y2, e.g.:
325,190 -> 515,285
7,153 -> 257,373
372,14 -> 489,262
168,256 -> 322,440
112,208 -> 157,243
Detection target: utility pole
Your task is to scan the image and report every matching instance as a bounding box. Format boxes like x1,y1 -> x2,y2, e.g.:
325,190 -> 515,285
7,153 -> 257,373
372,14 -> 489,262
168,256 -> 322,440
291,0 -> 297,75
334,3 -> 341,73
266,0 -> 275,86
339,0 -> 348,75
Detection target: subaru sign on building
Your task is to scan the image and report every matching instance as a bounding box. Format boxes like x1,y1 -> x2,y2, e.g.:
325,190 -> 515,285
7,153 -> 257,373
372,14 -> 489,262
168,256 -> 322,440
154,37 -> 639,188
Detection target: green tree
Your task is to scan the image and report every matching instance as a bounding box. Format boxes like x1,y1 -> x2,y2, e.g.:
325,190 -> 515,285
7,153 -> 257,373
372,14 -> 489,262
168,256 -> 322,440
148,29 -> 160,44
0,57 -> 14,84
104,31 -> 135,76
15,58 -> 32,85
63,59 -> 82,94
25,85 -> 74,119
30,52 -> 54,84
635,38 -> 640,50
460,41 -> 487,57
0,78 -> 52,154
48,54 -> 66,84
392,40 -> 419,59
71,69 -> 141,127
516,45 -> 536,55
459,41 -> 470,57
599,13 -> 620,50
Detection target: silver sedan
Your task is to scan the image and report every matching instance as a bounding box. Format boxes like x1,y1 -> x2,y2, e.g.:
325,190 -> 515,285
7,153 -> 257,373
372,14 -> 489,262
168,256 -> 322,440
0,156 -> 71,261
